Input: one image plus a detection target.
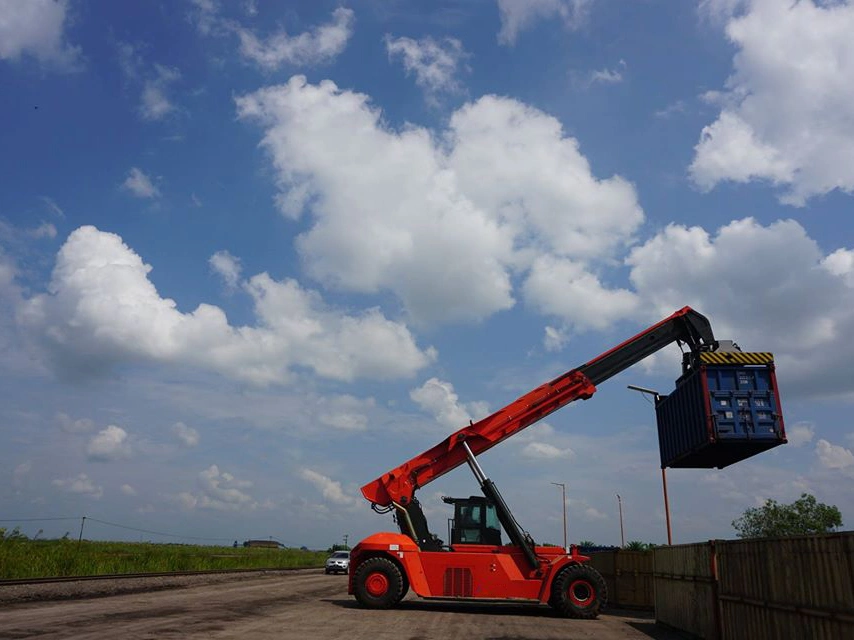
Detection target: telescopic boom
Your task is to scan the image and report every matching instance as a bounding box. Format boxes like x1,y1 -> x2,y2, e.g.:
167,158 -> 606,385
361,306 -> 717,508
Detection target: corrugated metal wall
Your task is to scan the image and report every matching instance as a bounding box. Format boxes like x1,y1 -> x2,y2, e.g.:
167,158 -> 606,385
717,534 -> 854,640
588,550 -> 654,609
653,542 -> 720,639
650,533 -> 854,640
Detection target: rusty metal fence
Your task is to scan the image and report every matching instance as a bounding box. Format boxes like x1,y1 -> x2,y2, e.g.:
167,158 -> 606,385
652,542 -> 719,637
588,549 -> 654,609
652,532 -> 854,640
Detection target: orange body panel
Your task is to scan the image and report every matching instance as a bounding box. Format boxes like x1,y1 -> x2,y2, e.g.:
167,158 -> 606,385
351,308 -> 718,609
349,532 -> 588,603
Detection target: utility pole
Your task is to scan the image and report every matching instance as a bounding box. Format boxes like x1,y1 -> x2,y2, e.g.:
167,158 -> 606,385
616,494 -> 625,548
343,534 -> 349,549
550,482 -> 568,552
627,384 -> 672,545
661,468 -> 673,545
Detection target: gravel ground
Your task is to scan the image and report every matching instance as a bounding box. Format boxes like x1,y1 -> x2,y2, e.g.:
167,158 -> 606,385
0,568 -> 314,605
0,571 -> 685,640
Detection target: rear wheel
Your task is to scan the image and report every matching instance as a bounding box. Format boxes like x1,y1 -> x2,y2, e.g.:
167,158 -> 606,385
550,564 -> 607,619
353,557 -> 405,609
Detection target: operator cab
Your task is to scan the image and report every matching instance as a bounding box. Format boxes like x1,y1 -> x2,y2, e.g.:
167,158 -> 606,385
442,496 -> 503,546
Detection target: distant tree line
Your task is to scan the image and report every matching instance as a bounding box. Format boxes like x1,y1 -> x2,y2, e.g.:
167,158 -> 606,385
732,493 -> 842,538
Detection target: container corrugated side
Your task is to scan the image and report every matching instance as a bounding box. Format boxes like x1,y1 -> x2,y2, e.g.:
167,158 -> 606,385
656,361 -> 786,469
656,366 -> 708,467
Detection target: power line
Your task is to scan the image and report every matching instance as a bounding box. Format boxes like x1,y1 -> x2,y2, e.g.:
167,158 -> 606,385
85,517 -> 234,542
1,515 -> 302,547
0,517 -> 79,522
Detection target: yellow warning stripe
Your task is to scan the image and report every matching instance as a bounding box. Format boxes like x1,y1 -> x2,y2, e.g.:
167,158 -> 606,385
699,352 -> 774,365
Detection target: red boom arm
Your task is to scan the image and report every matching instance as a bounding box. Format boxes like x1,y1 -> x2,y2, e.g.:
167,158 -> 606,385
361,306 -> 716,508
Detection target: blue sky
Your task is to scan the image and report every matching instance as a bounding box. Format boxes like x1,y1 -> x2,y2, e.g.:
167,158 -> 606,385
1,0 -> 853,549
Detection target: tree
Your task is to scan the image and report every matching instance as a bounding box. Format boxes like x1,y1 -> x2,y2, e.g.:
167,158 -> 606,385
732,493 -> 842,539
624,541 -> 656,551
0,527 -> 27,541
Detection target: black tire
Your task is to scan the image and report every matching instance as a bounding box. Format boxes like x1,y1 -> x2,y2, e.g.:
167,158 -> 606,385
324,569 -> 331,574
550,564 -> 608,619
353,557 -> 405,609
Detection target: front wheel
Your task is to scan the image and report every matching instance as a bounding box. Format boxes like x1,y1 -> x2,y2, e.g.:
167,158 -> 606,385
353,557 -> 405,609
550,564 -> 608,619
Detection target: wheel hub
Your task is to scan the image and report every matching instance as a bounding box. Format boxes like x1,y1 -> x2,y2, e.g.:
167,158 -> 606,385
568,579 -> 593,606
365,571 -> 389,597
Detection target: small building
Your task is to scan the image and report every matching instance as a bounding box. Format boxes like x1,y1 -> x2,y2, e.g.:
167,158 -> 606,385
243,539 -> 281,549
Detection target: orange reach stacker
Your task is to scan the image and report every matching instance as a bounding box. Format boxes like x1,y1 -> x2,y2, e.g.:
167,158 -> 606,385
348,307 -> 785,618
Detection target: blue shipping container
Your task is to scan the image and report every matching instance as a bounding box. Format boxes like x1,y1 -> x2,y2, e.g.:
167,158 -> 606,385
655,360 -> 786,469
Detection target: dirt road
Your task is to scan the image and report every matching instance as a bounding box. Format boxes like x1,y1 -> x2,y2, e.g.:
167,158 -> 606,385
0,571 -> 684,639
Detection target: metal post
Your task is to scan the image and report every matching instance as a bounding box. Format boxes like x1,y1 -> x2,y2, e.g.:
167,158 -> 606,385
551,482 -> 568,552
625,385 -> 665,548
616,495 -> 625,547
661,468 -> 673,545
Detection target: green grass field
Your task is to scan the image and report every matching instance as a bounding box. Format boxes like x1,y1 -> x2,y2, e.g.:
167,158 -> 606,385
0,533 -> 329,579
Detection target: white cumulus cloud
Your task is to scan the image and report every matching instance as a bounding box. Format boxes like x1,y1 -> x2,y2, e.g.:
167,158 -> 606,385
627,217 -> 854,398
583,506 -> 607,520
300,468 -> 355,506
209,250 -> 242,291
690,0 -> 854,205
823,249 -> 854,287
543,325 -> 569,352
187,0 -> 221,36
318,411 -> 367,431
588,60 -> 626,86
175,464 -> 259,511
787,422 -> 816,448
523,255 -> 637,331
815,439 -> 854,471
448,95 -> 643,262
18,226 -> 434,385
172,421 -> 200,447
13,461 -> 31,488
410,378 -> 488,430
496,0 -> 591,45
52,473 -> 103,499
236,77 -> 642,328
316,395 -> 374,431
521,441 -> 575,459
236,7 -> 354,70
56,412 -> 95,433
87,425 -> 132,461
140,64 -> 181,121
27,223 -> 57,240
385,35 -> 468,103
0,0 -> 81,69
698,0 -> 749,23
122,167 -> 161,199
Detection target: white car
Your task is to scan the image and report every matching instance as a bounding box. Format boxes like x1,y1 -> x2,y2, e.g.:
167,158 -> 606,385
325,550 -> 350,574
